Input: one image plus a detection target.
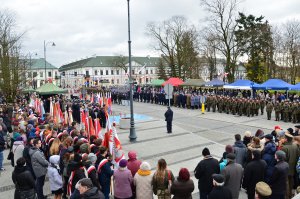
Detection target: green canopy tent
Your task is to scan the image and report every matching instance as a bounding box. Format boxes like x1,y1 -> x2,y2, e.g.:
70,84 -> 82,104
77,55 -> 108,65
150,79 -> 165,86
181,79 -> 206,87
36,83 -> 68,95
22,86 -> 35,93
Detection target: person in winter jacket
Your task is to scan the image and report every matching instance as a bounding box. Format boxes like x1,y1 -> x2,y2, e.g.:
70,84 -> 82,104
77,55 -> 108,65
96,146 -> 113,199
113,159 -> 133,199
221,153 -> 244,199
82,153 -> 100,190
77,178 -> 105,199
12,157 -> 35,199
134,161 -> 153,199
242,150 -> 267,199
233,134 -> 247,167
262,134 -> 276,183
0,126 -> 6,171
12,136 -> 25,167
269,150 -> 289,199
48,155 -> 63,199
194,148 -> 220,199
208,174 -> 232,199
29,138 -> 49,199
170,168 -> 194,199
127,150 -> 142,178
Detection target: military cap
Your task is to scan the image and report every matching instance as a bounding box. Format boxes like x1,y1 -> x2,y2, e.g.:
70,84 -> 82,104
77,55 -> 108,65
255,181 -> 272,196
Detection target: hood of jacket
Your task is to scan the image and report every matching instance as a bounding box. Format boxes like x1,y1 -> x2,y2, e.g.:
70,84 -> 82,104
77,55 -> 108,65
28,147 -> 38,156
234,141 -> 246,148
49,155 -> 60,165
14,165 -> 27,174
13,141 -> 24,146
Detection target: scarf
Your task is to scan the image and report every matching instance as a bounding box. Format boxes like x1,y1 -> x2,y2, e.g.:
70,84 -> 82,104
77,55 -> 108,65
137,169 -> 151,176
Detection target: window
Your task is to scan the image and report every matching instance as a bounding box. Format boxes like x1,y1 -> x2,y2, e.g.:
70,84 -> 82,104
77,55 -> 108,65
33,72 -> 37,78
74,72 -> 77,77
111,70 -> 114,75
132,70 -> 135,75
151,70 -> 153,74
55,71 -> 57,77
117,79 -> 119,84
116,70 -> 119,75
48,71 -> 52,77
106,70 -> 109,75
86,71 -> 89,76
100,70 -> 103,75
111,79 -> 114,84
94,70 -> 98,75
28,72 -> 32,78
146,70 -> 148,74
40,72 -> 43,78
62,72 -> 65,76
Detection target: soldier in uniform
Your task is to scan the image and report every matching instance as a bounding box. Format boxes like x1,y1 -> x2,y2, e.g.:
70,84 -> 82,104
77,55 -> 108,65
260,99 -> 265,115
266,100 -> 273,120
274,101 -> 281,121
232,98 -> 237,115
292,102 -> 298,123
283,101 -> 290,122
206,95 -> 211,112
211,96 -> 216,112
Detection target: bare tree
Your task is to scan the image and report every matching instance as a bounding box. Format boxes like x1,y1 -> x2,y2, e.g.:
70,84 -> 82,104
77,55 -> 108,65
200,0 -> 241,82
146,16 -> 200,79
0,9 -> 25,102
282,20 -> 300,84
110,55 -> 128,73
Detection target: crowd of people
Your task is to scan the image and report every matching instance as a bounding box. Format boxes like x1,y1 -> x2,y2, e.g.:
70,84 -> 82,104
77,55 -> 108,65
0,91 -> 300,199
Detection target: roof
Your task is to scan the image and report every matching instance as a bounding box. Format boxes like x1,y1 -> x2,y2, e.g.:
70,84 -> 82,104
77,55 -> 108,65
224,79 -> 260,90
59,56 -> 161,72
150,79 -> 165,86
252,79 -> 292,90
23,58 -> 58,70
35,83 -> 68,95
181,79 -> 206,87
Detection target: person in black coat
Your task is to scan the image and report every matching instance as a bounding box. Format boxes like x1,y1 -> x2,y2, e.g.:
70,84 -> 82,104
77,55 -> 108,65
269,150 -> 289,199
208,174 -> 232,199
170,168 -> 194,199
77,178 -> 105,199
12,157 -> 36,199
164,107 -> 173,133
194,148 -> 220,199
99,107 -> 107,128
242,150 -> 267,199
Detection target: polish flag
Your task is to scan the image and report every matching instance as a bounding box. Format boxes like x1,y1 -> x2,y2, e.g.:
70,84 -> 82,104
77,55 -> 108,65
112,122 -> 124,164
88,116 -> 96,138
94,118 -> 102,139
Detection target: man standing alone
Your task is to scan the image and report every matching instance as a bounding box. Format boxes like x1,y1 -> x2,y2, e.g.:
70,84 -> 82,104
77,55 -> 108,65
164,106 -> 173,133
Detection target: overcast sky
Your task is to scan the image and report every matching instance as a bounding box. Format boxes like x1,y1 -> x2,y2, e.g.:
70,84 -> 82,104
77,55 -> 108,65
2,0 -> 300,67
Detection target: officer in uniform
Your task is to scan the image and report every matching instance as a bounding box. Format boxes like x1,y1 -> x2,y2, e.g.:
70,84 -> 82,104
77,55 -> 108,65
274,101 -> 281,121
266,100 -> 273,120
260,99 -> 265,115
164,106 -> 173,133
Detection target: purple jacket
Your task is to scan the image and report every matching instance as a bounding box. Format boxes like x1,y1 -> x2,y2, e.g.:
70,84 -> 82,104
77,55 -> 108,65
113,168 -> 133,198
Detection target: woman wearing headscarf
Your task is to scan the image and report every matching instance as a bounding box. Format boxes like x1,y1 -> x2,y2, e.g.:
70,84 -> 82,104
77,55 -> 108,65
134,161 -> 153,199
152,159 -> 175,199
170,168 -> 194,199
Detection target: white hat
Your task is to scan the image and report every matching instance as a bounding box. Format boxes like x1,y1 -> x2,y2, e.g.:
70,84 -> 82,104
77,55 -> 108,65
140,161 -> 151,171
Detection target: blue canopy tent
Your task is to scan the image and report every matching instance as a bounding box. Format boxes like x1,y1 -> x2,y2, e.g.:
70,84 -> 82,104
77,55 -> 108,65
205,78 -> 226,87
223,79 -> 260,90
290,83 -> 300,90
252,79 -> 292,90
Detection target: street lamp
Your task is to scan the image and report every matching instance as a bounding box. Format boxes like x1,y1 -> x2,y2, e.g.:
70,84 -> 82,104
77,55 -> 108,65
44,40 -> 55,82
127,0 -> 137,142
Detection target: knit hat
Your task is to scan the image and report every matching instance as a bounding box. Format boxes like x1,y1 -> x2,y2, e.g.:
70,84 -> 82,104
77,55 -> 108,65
244,131 -> 252,137
287,128 -> 294,135
128,151 -> 137,159
255,182 -> 272,197
275,150 -> 286,161
212,174 -> 225,183
274,125 -> 282,130
202,148 -> 210,156
264,134 -> 273,140
140,162 -> 151,171
119,159 -> 128,168
88,153 -> 97,164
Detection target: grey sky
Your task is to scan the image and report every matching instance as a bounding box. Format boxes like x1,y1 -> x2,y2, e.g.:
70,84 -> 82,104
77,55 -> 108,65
2,0 -> 300,67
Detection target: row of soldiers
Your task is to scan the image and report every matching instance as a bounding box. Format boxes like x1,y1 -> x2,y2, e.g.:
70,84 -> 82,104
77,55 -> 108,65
265,100 -> 300,123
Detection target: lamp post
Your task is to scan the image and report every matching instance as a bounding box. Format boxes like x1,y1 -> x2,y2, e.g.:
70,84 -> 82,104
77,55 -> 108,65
44,40 -> 56,82
127,0 -> 137,142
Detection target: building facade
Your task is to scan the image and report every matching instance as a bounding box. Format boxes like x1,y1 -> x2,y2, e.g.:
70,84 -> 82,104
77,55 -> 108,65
25,58 -> 60,88
58,56 -> 160,90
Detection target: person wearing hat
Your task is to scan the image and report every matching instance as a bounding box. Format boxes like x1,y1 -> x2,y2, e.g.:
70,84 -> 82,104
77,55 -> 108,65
269,150 -> 289,199
242,150 -> 267,199
127,150 -> 142,178
164,106 -> 173,133
194,147 -> 220,199
77,178 -> 105,199
255,181 -> 272,199
171,168 -> 195,199
208,174 -> 232,199
262,134 -> 276,183
134,161 -> 153,199
221,153 -> 244,199
113,159 -> 133,199
282,132 -> 299,198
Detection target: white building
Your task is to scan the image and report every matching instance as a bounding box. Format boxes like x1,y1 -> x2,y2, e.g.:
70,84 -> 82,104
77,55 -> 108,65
25,58 -> 60,88
59,56 -> 159,89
